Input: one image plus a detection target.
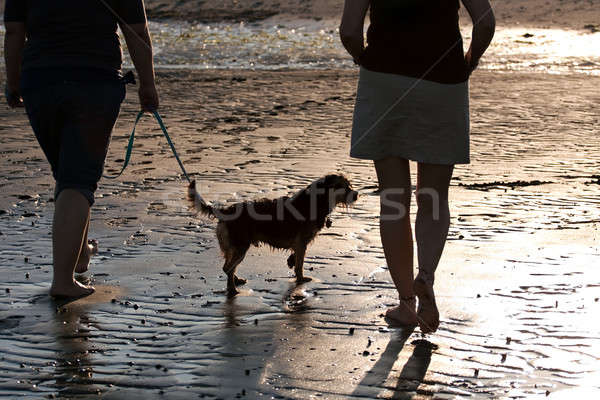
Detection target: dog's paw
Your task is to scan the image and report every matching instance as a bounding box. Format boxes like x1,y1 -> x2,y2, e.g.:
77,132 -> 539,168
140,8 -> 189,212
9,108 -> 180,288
287,254 -> 295,268
227,287 -> 240,297
326,217 -> 332,228
234,276 -> 247,286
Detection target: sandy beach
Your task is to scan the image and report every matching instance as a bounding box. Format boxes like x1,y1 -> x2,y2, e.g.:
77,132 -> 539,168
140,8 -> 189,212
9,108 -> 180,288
2,0 -> 600,398
1,68 -> 599,398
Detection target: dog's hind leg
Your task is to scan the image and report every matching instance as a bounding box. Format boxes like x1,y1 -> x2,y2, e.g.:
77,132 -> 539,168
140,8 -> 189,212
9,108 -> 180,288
217,223 -> 249,296
293,245 -> 312,283
222,248 -> 248,297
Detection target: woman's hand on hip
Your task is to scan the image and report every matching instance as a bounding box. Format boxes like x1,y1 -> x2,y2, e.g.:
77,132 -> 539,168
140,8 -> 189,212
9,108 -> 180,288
139,83 -> 159,112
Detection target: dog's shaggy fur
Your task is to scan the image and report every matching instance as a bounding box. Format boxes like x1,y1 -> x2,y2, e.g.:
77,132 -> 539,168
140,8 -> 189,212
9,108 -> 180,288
188,174 -> 358,296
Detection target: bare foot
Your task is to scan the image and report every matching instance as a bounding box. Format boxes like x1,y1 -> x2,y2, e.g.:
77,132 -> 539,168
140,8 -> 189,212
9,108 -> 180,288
75,239 -> 98,274
234,275 -> 247,286
414,278 -> 440,334
50,279 -> 95,299
384,298 -> 418,327
295,276 -> 312,284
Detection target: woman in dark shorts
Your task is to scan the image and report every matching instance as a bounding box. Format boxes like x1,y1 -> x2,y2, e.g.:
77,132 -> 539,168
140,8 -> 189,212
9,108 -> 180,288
340,0 -> 495,333
4,0 -> 159,298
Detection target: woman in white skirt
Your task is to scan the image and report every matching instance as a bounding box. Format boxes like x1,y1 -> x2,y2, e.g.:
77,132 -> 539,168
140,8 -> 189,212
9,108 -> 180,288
340,0 -> 495,333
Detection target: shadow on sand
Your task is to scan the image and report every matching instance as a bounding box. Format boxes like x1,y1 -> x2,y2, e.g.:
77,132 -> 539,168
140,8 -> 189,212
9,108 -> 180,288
352,328 -> 436,399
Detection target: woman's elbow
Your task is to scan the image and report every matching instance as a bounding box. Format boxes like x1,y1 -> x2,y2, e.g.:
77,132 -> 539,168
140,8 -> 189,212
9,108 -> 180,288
339,25 -> 361,46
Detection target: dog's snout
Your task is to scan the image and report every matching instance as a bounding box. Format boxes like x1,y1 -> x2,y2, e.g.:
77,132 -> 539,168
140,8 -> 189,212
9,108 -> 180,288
350,190 -> 359,202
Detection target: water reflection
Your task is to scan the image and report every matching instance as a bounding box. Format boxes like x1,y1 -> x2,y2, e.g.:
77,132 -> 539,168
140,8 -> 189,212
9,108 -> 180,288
51,298 -> 97,398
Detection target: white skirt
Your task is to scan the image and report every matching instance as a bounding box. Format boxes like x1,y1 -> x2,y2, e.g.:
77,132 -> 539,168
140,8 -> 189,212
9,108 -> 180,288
350,67 -> 470,165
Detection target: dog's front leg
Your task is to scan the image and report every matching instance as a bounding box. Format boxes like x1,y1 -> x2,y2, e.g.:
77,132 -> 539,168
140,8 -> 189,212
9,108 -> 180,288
293,246 -> 312,283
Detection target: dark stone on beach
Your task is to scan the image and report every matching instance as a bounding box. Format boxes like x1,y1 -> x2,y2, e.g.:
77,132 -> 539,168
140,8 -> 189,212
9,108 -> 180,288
111,298 -> 117,303
245,369 -> 250,375
522,33 -> 534,38
506,337 -> 512,345
362,350 -> 370,356
133,304 -> 139,310
349,327 -> 355,335
254,319 -> 258,325
25,273 -> 30,279
5,288 -> 10,293
141,319 -> 146,324
24,257 -> 29,263
155,364 -> 163,369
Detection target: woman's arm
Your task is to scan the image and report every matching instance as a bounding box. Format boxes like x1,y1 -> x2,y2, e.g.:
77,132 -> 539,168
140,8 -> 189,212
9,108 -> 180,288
339,0 -> 370,63
461,0 -> 496,73
3,22 -> 26,108
120,22 -> 159,112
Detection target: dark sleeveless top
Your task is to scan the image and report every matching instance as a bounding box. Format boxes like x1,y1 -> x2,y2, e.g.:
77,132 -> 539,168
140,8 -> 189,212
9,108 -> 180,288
360,0 -> 469,84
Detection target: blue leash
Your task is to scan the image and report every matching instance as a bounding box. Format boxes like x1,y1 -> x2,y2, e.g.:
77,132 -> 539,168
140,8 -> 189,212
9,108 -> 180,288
104,110 -> 191,183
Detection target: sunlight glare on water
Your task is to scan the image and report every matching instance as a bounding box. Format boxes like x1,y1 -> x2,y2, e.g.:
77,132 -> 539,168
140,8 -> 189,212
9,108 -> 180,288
0,22 -> 598,75
465,27 -> 600,75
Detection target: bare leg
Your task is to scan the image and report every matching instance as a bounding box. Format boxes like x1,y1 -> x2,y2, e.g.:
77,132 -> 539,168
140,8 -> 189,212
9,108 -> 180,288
414,163 -> 454,333
49,189 -> 95,298
374,157 -> 417,326
74,211 -> 98,274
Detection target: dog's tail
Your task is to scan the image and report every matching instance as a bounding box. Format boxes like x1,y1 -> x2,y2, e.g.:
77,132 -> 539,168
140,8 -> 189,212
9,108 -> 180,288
187,180 -> 216,218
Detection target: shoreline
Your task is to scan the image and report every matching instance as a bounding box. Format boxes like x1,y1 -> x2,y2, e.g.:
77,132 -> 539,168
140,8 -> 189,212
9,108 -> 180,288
1,0 -> 599,30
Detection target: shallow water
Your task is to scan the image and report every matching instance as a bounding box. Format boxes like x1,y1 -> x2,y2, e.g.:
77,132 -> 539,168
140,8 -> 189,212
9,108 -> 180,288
145,21 -> 600,75
1,21 -> 599,75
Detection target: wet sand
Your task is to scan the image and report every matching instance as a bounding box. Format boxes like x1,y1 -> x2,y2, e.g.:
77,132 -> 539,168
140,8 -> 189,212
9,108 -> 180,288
1,69 -> 600,398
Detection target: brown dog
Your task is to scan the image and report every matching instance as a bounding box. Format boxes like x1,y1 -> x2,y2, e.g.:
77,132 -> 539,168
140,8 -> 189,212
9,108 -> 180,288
188,174 -> 358,296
